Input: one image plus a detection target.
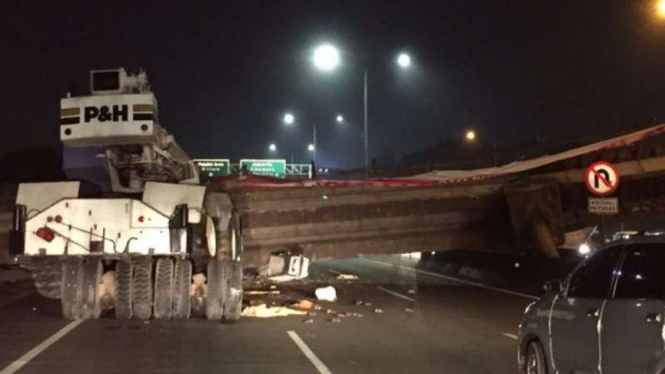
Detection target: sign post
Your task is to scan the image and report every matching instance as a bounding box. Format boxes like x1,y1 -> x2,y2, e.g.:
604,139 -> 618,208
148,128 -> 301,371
585,161 -> 620,243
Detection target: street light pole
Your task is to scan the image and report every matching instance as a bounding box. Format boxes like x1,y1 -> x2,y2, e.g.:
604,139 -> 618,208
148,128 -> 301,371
363,68 -> 369,177
313,123 -> 317,165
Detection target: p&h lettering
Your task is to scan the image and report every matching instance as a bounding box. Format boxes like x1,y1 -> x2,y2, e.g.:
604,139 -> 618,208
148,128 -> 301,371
84,105 -> 129,122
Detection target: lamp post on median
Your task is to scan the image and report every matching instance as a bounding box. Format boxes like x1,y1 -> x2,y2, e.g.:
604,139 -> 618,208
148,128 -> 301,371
312,44 -> 412,176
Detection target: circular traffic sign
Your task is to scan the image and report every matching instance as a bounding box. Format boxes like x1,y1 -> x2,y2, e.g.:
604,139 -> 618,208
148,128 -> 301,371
585,161 -> 620,196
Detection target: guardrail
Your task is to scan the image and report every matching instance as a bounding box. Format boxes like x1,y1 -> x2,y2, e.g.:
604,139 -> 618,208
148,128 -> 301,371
229,163 -> 312,179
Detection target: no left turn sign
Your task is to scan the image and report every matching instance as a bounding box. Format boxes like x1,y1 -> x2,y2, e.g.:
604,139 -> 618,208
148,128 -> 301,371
585,161 -> 620,196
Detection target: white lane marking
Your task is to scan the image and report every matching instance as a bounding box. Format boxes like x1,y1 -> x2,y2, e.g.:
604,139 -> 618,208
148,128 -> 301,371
287,330 -> 333,374
328,268 -> 342,276
360,258 -> 538,300
502,333 -> 518,340
377,286 -> 415,302
0,319 -> 83,374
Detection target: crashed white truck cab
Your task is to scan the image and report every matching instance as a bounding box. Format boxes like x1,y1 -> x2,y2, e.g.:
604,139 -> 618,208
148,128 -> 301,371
10,68 -> 246,322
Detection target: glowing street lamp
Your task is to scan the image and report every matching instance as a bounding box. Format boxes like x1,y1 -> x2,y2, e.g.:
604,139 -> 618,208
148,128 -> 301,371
397,53 -> 411,68
307,144 -> 315,152
658,0 -> 665,18
313,44 -> 340,72
336,114 -> 344,123
269,143 -> 277,152
283,113 -> 295,125
465,130 -> 477,142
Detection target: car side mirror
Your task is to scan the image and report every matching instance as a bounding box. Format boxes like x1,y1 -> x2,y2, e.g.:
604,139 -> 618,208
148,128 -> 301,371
544,279 -> 563,293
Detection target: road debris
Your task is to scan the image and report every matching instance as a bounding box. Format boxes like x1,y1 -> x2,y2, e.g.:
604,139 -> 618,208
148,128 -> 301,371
303,318 -> 314,324
407,289 -> 416,294
241,304 -> 307,318
293,299 -> 315,311
315,286 -> 337,302
330,317 -> 342,323
336,273 -> 359,281
190,273 -> 207,315
245,290 -> 281,295
260,253 -> 310,282
98,271 -> 116,310
404,307 -> 414,313
373,308 -> 384,314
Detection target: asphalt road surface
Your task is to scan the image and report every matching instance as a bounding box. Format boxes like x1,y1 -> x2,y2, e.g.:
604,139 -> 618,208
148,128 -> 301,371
0,255 -> 535,374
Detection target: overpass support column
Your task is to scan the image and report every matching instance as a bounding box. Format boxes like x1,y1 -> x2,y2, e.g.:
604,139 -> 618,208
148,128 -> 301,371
505,179 -> 564,259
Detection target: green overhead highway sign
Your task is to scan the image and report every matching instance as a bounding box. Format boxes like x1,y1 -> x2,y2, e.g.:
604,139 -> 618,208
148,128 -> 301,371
194,159 -> 230,182
239,159 -> 286,178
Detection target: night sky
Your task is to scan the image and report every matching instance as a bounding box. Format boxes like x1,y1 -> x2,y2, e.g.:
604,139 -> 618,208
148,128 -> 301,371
3,1 -> 665,167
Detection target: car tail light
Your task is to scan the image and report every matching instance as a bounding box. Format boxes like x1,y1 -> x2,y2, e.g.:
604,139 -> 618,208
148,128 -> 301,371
54,215 -> 63,223
138,215 -> 145,223
35,227 -> 55,242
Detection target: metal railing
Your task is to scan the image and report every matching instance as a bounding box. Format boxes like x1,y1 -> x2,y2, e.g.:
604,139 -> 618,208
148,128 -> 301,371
229,164 -> 312,179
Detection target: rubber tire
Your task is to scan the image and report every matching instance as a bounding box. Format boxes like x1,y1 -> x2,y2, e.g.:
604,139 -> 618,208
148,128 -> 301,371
222,261 -> 243,323
153,258 -> 174,320
115,260 -> 133,319
80,258 -> 102,319
206,260 -> 223,320
27,258 -> 62,299
61,258 -> 82,320
525,340 -> 548,374
133,258 -> 153,320
173,259 -> 192,320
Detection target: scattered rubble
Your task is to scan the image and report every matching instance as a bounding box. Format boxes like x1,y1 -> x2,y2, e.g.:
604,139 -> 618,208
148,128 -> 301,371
303,318 -> 314,324
330,317 -> 342,323
336,274 -> 359,281
190,273 -> 207,315
97,270 -> 116,310
241,304 -> 307,318
315,286 -> 337,302
293,299 -> 315,311
245,290 -> 281,295
373,308 -> 384,314
404,307 -> 414,313
407,289 -> 416,294
259,253 -> 310,282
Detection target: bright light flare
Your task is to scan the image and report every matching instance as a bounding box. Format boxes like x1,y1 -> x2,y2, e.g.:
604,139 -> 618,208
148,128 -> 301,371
283,113 -> 294,125
308,144 -> 315,152
269,143 -> 277,152
465,130 -> 476,141
336,114 -> 344,123
578,243 -> 591,255
658,0 -> 665,18
397,53 -> 411,68
313,44 -> 340,71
